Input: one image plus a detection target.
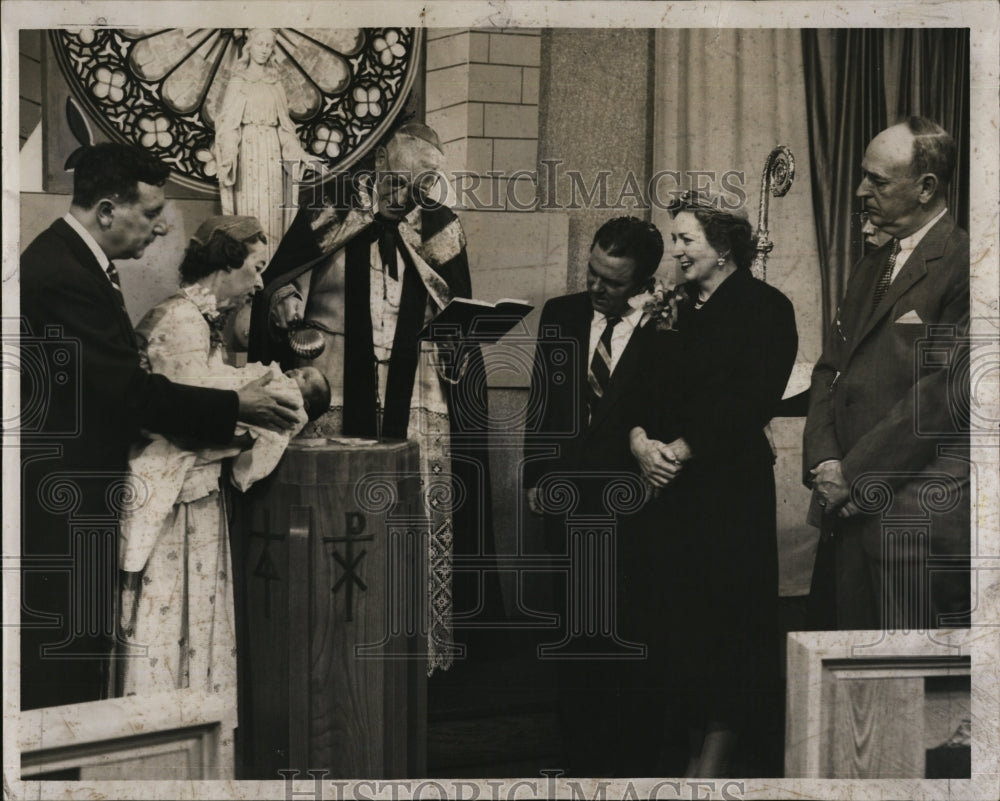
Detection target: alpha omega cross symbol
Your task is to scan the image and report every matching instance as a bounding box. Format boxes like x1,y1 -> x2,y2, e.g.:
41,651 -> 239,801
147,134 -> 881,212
324,511 -> 374,622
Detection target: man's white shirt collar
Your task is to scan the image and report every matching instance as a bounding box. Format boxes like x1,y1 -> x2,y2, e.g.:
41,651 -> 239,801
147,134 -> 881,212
63,213 -> 111,273
894,207 -> 947,279
591,304 -> 643,330
589,305 -> 643,374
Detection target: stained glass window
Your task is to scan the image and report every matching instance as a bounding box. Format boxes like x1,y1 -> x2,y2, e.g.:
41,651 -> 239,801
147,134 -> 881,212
50,27 -> 422,192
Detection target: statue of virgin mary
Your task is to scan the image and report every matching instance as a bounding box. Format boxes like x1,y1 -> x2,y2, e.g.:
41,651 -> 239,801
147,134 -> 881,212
213,28 -> 323,257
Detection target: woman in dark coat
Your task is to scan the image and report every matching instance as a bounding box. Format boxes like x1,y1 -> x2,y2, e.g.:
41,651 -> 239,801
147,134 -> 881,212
629,192 -> 798,776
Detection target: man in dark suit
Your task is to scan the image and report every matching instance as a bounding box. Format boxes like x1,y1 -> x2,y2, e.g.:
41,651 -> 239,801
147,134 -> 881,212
524,216 -> 671,775
19,142 -> 299,709
804,117 -> 970,631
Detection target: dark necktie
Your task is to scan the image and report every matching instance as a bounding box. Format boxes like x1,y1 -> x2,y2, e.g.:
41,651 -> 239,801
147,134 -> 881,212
106,262 -> 126,309
871,238 -> 901,312
587,315 -> 621,421
373,215 -> 400,281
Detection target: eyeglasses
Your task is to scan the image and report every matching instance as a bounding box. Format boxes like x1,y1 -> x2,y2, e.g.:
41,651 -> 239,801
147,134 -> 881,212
381,172 -> 438,193
379,155 -> 441,197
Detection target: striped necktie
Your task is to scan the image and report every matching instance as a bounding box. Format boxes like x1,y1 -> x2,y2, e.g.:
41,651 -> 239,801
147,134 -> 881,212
106,262 -> 124,297
871,238 -> 901,312
106,262 -> 128,315
587,315 -> 620,421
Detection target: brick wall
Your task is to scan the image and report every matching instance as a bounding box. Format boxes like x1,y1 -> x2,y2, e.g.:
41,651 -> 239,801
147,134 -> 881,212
425,29 -> 540,212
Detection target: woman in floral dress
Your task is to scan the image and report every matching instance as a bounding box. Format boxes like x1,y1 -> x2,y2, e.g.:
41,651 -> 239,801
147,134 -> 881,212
114,215 -> 308,702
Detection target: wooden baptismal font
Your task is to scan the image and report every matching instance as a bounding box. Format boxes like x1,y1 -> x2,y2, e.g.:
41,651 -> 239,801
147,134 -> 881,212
234,439 -> 428,779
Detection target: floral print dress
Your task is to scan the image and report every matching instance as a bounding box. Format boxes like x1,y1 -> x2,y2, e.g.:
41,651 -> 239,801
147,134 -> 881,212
116,286 -> 270,703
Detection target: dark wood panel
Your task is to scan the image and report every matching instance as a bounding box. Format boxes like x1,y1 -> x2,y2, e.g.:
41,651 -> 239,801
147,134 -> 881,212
241,442 -> 426,779
19,29 -> 42,62
20,51 -> 42,98
19,31 -> 42,145
20,96 -> 41,142
428,711 -> 559,769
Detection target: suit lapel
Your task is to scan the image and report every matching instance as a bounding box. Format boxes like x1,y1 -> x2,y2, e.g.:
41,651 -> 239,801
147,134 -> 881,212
53,219 -> 136,340
588,317 -> 649,431
864,253 -> 927,326
849,215 -> 954,354
843,246 -> 886,353
564,295 -> 594,428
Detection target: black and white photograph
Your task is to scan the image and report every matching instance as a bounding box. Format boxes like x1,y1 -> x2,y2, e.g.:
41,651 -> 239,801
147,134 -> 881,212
3,2 -> 998,799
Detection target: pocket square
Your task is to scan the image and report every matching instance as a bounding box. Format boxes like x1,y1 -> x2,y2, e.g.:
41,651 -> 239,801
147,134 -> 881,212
894,309 -> 924,324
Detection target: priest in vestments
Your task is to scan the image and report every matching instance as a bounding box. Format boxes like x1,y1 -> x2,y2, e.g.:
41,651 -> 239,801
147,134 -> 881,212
248,123 -> 501,671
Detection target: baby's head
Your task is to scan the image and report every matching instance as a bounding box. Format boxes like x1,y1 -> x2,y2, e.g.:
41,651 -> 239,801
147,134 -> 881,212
286,367 -> 331,422
226,301 -> 253,353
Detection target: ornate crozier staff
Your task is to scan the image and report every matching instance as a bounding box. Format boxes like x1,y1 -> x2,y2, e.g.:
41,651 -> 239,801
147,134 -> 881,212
751,145 -> 795,282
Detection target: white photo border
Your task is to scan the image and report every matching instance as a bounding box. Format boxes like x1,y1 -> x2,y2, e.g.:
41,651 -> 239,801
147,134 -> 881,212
3,2 -> 998,800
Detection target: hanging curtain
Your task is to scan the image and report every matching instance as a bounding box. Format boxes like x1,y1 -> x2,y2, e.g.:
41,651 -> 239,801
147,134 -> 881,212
802,29 -> 970,331
652,29 -> 824,598
801,30 -> 887,333
652,29 -> 822,357
884,29 -> 970,232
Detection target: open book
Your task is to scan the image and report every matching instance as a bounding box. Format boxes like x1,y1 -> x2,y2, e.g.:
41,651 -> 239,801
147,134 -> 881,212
419,297 -> 533,343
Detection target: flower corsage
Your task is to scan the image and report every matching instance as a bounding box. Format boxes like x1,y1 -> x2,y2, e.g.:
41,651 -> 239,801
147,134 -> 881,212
629,280 -> 684,331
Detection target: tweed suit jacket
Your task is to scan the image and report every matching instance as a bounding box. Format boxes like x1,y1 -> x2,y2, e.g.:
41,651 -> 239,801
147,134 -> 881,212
803,213 -> 970,558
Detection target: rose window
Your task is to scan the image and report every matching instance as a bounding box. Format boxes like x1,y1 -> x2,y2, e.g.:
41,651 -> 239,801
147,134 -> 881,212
50,27 -> 422,191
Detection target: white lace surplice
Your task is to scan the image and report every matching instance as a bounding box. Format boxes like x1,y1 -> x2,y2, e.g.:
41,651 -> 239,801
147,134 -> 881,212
371,246 -> 454,673
298,238 -> 456,674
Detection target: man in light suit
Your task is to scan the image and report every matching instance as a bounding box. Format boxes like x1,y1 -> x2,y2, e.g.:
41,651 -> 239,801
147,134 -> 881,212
19,143 -> 299,709
804,117 -> 970,631
524,216 -> 672,775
